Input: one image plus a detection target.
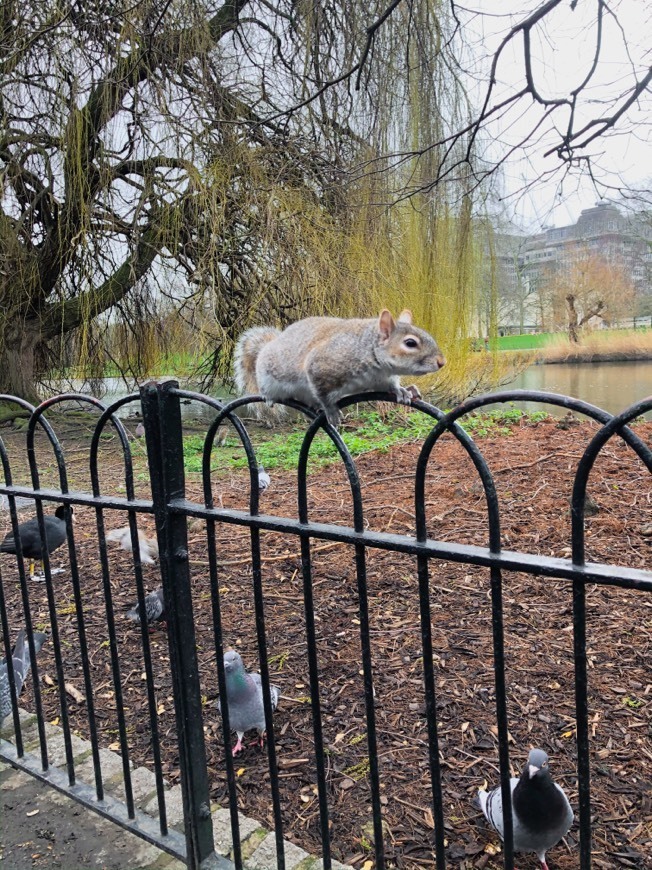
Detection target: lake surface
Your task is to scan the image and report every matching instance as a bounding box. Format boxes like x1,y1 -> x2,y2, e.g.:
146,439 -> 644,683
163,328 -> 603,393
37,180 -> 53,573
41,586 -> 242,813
60,360 -> 652,422
495,360 -> 652,418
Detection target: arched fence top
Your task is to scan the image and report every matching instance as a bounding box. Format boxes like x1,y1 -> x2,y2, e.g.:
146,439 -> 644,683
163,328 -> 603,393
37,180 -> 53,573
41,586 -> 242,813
571,395 -> 652,564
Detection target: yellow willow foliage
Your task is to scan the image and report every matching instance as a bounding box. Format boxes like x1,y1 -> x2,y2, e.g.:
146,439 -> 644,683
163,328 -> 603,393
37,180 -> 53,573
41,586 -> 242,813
333,191 -> 508,403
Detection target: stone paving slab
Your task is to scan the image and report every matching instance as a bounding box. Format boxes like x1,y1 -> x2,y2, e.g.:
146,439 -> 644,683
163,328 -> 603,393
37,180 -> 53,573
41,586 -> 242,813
145,784 -> 185,827
1,708 -> 353,870
73,745 -> 131,785
209,807 -> 267,859
244,831 -> 311,870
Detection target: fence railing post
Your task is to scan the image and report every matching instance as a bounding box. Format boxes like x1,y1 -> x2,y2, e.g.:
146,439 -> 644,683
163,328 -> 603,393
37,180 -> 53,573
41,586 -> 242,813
140,379 -> 216,869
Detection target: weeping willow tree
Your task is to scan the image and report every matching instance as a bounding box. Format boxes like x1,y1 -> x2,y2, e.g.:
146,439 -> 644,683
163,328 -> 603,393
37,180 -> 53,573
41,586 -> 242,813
0,0 -> 490,406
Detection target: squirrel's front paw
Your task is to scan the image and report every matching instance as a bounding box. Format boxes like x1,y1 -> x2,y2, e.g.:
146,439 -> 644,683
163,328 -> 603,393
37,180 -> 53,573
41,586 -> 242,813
395,384 -> 421,405
324,410 -> 341,428
318,404 -> 341,428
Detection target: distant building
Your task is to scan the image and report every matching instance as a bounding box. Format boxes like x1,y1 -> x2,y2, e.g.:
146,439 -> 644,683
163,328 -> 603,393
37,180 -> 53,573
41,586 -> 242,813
488,203 -> 652,334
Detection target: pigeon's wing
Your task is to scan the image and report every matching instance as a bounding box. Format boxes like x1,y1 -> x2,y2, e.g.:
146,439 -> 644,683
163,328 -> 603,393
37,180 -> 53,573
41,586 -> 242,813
145,590 -> 165,622
0,663 -> 10,719
106,526 -> 129,543
554,783 -> 574,834
257,466 -> 271,491
0,630 -> 27,719
0,630 -> 46,720
479,779 -> 519,840
249,673 -> 280,710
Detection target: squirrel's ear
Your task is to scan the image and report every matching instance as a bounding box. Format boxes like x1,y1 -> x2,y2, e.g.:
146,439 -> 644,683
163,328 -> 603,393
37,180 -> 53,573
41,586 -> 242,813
378,309 -> 395,338
397,309 -> 413,324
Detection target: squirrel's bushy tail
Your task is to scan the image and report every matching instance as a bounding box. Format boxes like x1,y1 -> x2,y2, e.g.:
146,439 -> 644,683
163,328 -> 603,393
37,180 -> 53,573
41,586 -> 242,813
233,326 -> 285,424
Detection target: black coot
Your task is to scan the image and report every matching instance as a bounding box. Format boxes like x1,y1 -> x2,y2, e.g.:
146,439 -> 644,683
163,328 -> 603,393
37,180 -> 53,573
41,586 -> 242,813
0,505 -> 71,577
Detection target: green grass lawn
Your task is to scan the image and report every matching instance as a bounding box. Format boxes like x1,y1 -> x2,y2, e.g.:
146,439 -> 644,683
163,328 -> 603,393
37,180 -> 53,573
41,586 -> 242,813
495,327 -> 651,352
494,332 -> 559,350
181,406 -> 549,474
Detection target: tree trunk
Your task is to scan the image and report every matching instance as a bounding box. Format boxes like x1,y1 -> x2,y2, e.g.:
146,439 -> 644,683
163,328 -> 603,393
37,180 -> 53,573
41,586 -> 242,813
565,294 -> 580,344
0,319 -> 42,405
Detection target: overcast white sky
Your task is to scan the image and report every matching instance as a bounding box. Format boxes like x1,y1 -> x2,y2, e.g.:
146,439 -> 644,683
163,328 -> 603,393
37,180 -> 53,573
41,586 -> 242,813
460,1 -> 652,231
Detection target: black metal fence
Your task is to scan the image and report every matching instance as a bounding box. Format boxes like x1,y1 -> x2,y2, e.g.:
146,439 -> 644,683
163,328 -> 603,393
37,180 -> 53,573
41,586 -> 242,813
1,381 -> 651,870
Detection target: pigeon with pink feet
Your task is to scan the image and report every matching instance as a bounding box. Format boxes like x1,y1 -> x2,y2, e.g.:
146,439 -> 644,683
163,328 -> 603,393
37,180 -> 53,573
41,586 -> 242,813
478,748 -> 573,870
216,650 -> 279,756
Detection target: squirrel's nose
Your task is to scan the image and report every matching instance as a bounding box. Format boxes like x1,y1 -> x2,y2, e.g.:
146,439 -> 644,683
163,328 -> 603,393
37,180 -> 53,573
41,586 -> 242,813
436,354 -> 446,369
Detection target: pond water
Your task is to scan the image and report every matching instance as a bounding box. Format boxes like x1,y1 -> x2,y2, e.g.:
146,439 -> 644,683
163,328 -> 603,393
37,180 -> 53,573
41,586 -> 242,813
495,359 -> 652,419
60,377 -> 231,421
59,360 -> 652,423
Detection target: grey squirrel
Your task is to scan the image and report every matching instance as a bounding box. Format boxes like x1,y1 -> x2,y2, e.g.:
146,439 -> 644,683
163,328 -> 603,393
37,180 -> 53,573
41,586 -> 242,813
233,309 -> 445,426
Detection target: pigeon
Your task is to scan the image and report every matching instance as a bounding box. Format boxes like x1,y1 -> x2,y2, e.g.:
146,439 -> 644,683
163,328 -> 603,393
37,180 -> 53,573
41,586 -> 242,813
107,526 -> 159,564
135,422 -> 145,438
257,465 -> 270,493
126,587 -> 165,630
478,748 -> 573,870
0,505 -> 71,578
0,629 -> 48,721
216,650 -> 280,755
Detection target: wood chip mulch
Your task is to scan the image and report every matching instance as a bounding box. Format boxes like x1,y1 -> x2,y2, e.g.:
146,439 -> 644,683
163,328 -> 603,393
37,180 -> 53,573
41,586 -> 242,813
1,414 -> 651,868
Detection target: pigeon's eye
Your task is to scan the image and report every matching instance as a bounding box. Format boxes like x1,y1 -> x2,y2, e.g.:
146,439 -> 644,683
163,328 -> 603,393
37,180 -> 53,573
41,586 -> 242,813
542,761 -> 548,767
404,337 -> 419,349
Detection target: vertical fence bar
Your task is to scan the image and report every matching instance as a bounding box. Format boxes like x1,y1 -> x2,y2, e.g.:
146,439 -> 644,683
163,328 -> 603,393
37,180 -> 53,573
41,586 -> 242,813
571,480 -> 593,869
299,534 -> 332,869
249,525 -> 286,870
572,578 -> 591,869
488,564 -> 514,870
140,379 -> 216,869
415,555 -> 446,868
205,513 -> 243,870
353,542 -> 386,869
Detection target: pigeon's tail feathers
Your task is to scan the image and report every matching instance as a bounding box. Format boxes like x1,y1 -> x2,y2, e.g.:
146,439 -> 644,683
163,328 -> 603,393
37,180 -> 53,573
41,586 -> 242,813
477,788 -> 489,818
11,630 -> 46,691
30,632 -> 47,657
11,628 -> 27,661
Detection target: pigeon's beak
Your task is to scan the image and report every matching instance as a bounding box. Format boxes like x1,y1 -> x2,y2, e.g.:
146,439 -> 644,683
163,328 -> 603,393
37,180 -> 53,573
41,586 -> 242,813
528,764 -> 540,779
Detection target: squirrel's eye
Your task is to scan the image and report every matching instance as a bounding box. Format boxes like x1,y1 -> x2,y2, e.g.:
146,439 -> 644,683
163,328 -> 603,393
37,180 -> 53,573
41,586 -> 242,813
404,337 -> 419,349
